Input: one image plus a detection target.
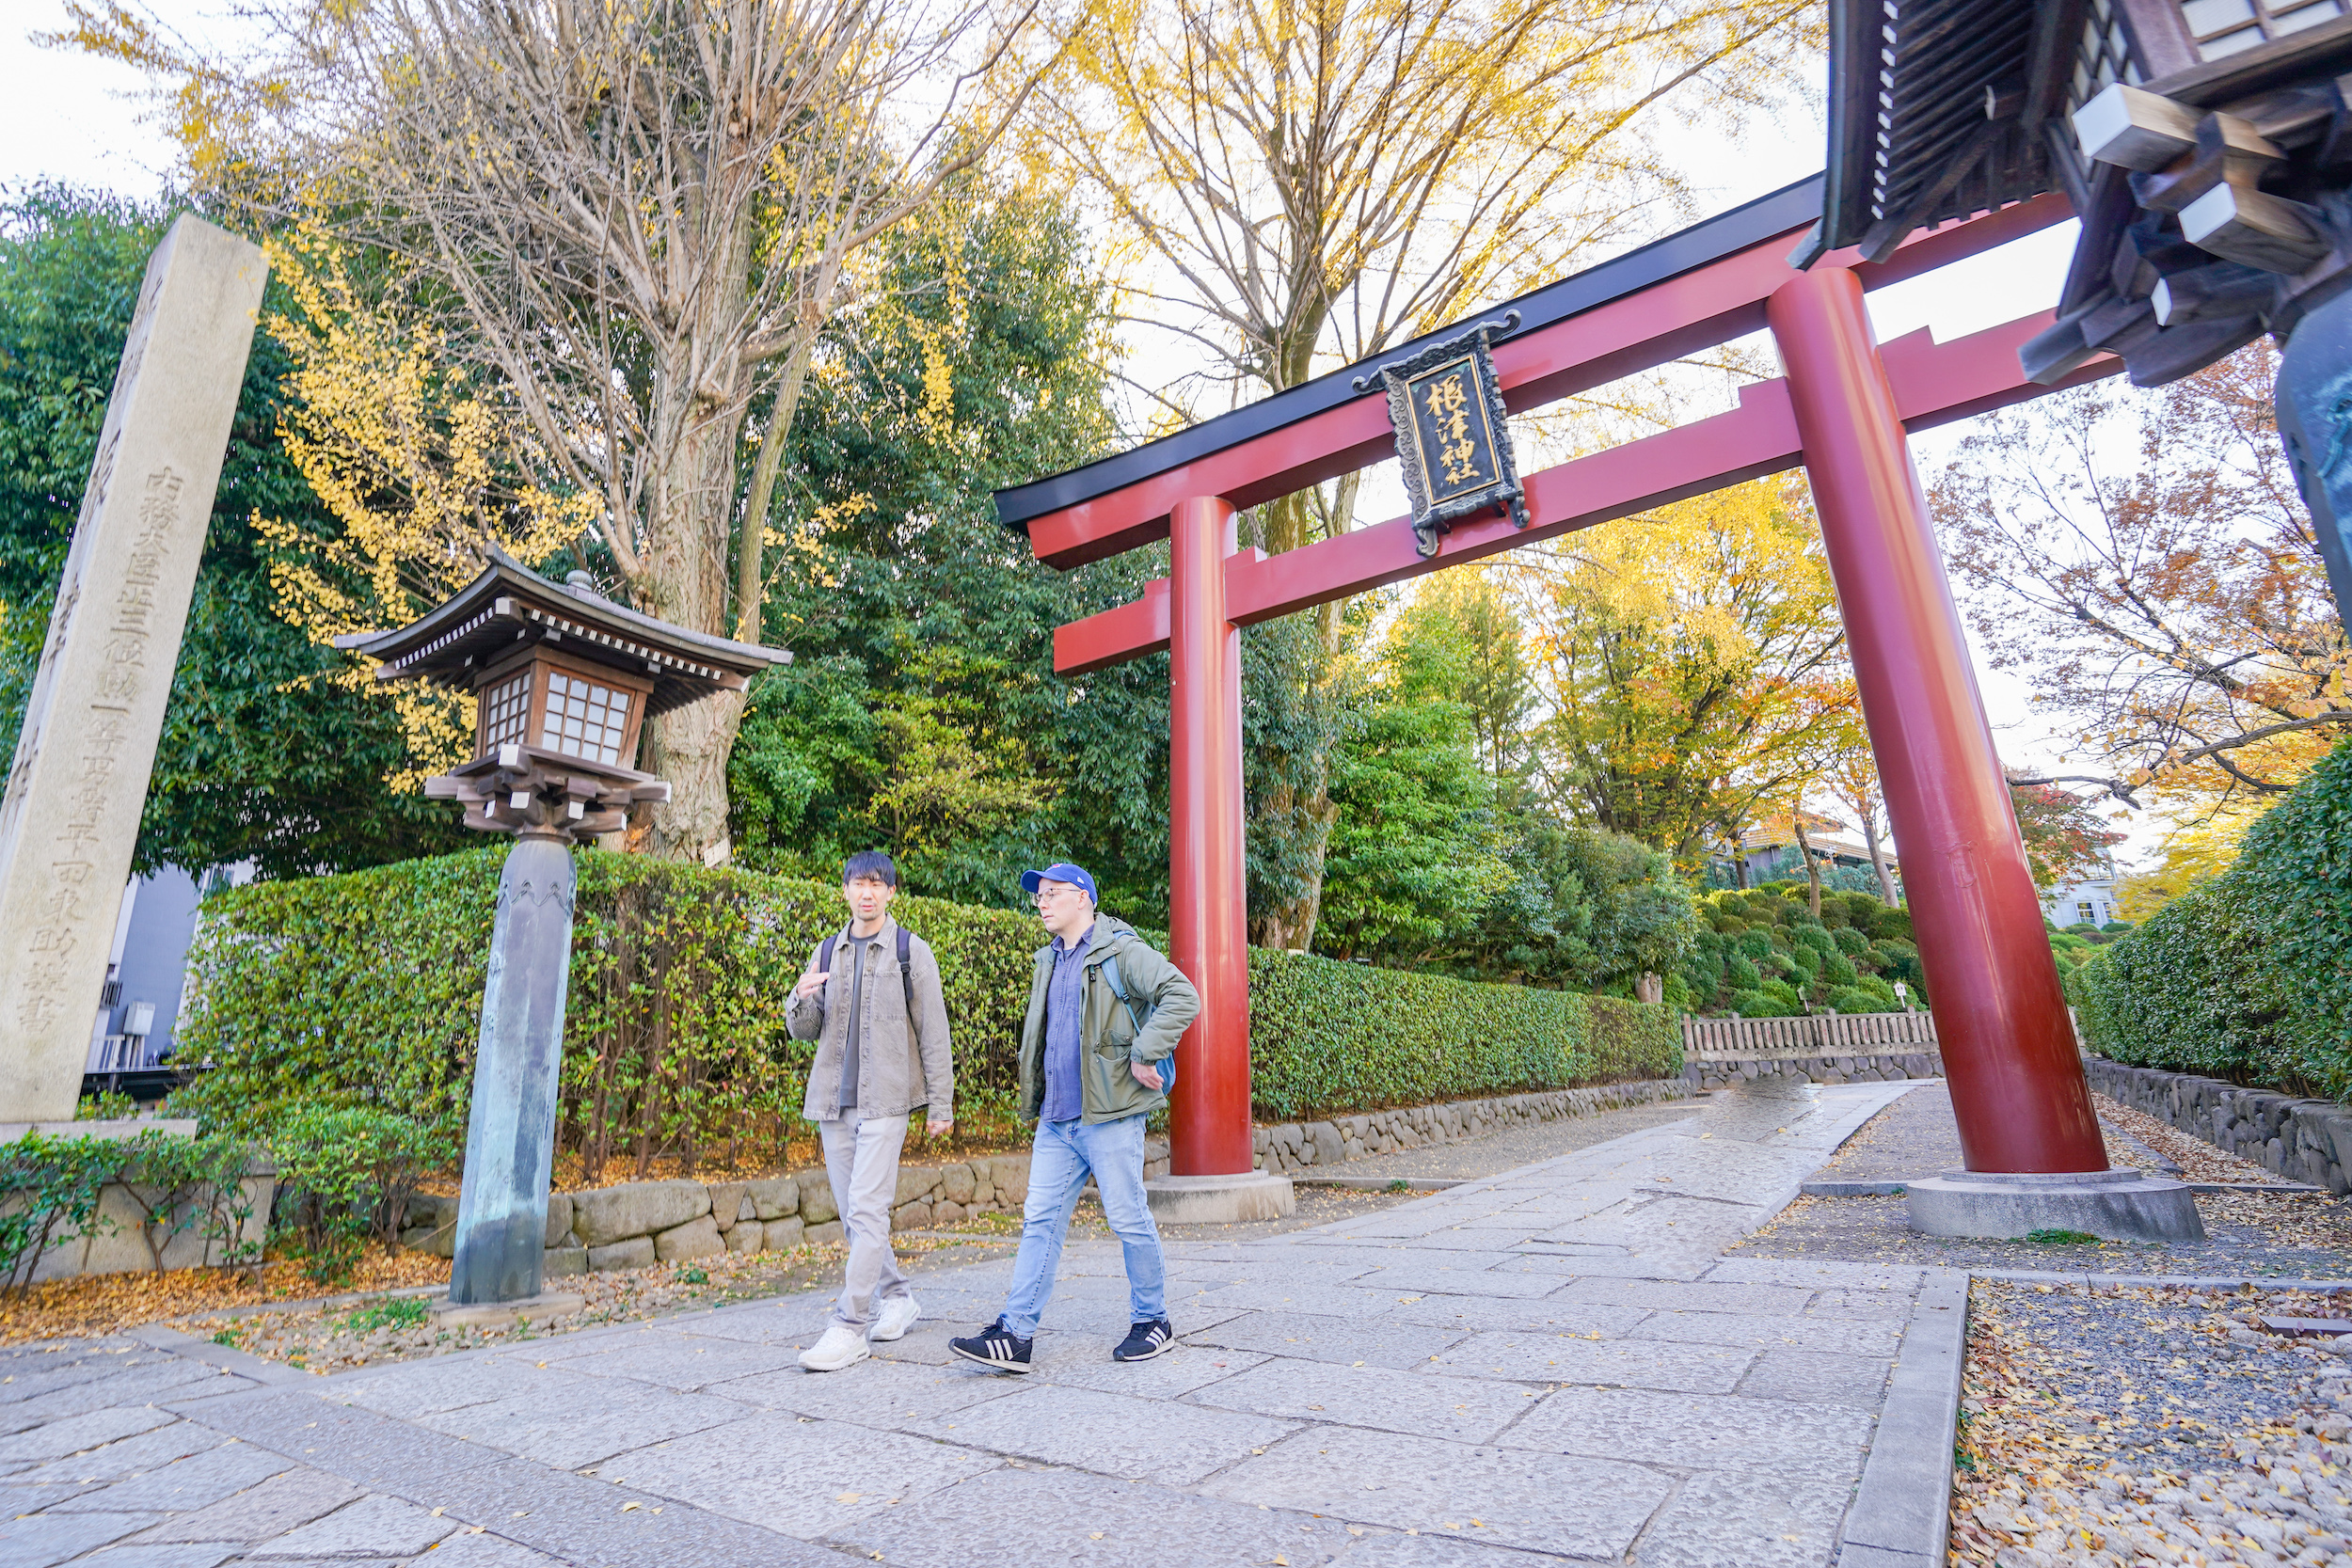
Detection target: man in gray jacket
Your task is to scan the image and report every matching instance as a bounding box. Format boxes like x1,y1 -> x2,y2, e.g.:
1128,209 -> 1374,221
787,850 -> 954,1371
950,862 -> 1199,1373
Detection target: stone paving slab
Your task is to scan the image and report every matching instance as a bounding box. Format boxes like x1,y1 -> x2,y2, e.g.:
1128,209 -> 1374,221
0,1079 -> 1949,1566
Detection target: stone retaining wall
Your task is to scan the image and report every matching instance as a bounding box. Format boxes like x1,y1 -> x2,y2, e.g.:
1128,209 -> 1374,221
407,1078 -> 1689,1275
1682,1052 -> 1944,1092
2083,1055 -> 2352,1195
1248,1080 -> 1690,1173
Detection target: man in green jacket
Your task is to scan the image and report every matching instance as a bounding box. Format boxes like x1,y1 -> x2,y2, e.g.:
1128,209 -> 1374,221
950,862 -> 1200,1373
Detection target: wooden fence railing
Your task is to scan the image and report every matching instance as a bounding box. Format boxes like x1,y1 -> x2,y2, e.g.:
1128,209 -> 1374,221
1679,1010 -> 1940,1062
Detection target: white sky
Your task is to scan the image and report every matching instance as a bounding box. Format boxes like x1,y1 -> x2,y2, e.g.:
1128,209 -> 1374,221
0,7 -> 2162,865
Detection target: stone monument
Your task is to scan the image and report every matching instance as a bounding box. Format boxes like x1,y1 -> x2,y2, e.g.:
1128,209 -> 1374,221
0,215 -> 268,1123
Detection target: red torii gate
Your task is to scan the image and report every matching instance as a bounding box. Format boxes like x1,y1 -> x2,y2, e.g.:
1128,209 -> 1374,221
995,175 -> 2118,1197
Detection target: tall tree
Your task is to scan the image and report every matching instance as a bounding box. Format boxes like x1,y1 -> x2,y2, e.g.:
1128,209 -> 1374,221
1030,0 -> 1818,947
1931,343 -> 2351,818
1515,473 -> 1851,862
726,173 -> 1172,911
64,0 -> 1066,861
1823,745 -> 1899,905
2005,776 -> 2125,895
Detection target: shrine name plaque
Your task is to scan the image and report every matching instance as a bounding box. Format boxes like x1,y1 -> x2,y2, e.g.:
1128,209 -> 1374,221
1359,314 -> 1530,558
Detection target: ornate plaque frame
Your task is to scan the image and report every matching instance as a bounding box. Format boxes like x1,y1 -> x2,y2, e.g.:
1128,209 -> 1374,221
1356,311 -> 1528,558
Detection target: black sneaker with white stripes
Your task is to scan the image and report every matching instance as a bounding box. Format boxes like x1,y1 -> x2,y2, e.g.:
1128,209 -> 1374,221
1112,1318 -> 1175,1362
948,1318 -> 1033,1374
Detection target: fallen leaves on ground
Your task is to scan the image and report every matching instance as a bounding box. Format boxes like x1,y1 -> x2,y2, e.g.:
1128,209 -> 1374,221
0,1247 -> 451,1346
2093,1095 -> 2286,1185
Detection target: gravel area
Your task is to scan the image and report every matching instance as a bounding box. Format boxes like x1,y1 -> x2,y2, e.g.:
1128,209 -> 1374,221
1738,1191 -> 2352,1275
1956,1278 -> 2352,1568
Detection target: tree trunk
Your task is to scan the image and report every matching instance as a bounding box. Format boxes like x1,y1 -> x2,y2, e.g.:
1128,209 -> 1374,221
1862,809 -> 1899,906
1792,814 -> 1823,916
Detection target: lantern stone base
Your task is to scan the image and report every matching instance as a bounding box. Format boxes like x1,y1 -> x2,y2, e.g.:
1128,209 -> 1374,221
1145,1172 -> 1295,1224
1904,1166 -> 2205,1242
427,1290 -> 586,1329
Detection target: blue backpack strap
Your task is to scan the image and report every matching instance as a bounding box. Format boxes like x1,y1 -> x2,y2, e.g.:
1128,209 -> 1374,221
1100,948 -> 1173,1090
818,933 -> 837,976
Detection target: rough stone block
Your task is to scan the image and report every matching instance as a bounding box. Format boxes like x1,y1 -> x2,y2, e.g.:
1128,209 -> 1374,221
764,1217 -> 805,1253
797,1174 -> 838,1226
653,1214 -> 723,1262
940,1164 -> 976,1205
989,1155 -> 1031,1202
542,1192 -> 572,1248
931,1200 -> 964,1226
543,1245 -> 587,1278
706,1181 -> 748,1232
895,1165 -> 941,1204
586,1237 -> 656,1273
569,1180 -> 709,1247
723,1223 -> 762,1255
894,1200 -> 933,1231
805,1220 -> 845,1248
746,1175 -> 799,1220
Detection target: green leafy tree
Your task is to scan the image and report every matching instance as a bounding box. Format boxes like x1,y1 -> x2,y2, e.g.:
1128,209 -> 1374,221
727,175 -> 1169,913
0,185 -> 466,878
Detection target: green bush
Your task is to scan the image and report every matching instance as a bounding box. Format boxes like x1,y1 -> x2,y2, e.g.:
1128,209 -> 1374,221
183,848 -> 1682,1162
1831,927 -> 1869,957
1760,977 -> 1802,1008
2074,736 -> 2352,1097
1725,955 -> 1761,990
1248,954 -> 1679,1120
1728,988 -> 1797,1018
1824,986 -> 1883,1015
269,1106 -> 456,1285
0,1130 -> 261,1291
1820,952 -> 1858,989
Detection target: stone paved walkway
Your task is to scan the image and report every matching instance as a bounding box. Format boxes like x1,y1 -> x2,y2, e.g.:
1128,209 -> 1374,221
4,1081 -> 1945,1567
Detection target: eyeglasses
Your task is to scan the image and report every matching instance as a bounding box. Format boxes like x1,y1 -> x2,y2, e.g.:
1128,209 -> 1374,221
1029,886 -> 1081,907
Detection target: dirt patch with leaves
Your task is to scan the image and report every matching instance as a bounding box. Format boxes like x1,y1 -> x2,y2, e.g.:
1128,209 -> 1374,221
1953,1278 -> 2352,1567
0,1246 -> 452,1347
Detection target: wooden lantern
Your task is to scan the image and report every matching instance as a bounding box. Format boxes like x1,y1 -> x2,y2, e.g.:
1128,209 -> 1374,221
335,548 -> 787,840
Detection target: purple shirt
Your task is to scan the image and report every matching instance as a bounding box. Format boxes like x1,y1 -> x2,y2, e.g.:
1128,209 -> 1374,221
1041,926 -> 1092,1123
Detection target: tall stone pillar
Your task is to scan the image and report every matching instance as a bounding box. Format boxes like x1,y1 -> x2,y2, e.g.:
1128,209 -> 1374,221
0,216 -> 267,1121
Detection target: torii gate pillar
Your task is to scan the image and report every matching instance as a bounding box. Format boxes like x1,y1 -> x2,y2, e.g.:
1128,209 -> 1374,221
1769,268 -> 2196,1238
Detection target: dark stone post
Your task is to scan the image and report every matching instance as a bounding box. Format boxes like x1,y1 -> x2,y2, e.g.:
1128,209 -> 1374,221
2274,290 -> 2352,634
448,830 -> 577,1304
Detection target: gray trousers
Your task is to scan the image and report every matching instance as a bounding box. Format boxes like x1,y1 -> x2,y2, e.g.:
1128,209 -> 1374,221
818,1114 -> 912,1330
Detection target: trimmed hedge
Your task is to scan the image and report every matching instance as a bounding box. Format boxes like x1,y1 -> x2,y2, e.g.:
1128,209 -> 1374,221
2073,737 -> 2352,1098
181,848 -> 1679,1174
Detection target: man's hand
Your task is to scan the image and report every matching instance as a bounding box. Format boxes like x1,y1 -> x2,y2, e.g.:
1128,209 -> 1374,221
926,1117 -> 953,1138
792,969 -> 826,1000
1130,1061 -> 1164,1092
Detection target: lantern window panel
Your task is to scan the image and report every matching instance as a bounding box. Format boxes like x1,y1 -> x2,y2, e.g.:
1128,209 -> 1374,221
482,672 -> 532,752
541,672 -> 632,765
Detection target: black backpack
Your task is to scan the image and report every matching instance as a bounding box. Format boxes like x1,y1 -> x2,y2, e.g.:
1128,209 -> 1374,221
818,926 -> 917,1038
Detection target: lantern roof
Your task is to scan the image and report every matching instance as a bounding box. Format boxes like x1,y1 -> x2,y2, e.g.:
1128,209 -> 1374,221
332,547 -> 788,716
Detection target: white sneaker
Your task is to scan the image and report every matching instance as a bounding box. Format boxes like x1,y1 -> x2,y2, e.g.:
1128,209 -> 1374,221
870,1294 -> 921,1342
798,1323 -> 870,1372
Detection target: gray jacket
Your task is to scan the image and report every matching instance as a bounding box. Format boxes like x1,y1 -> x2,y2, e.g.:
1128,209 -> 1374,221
787,916 -> 954,1123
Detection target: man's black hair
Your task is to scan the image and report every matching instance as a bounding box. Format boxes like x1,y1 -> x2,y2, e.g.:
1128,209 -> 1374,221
843,850 -> 899,888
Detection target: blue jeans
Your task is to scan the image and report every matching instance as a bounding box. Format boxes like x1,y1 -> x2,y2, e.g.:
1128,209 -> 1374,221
1000,1114 -> 1165,1338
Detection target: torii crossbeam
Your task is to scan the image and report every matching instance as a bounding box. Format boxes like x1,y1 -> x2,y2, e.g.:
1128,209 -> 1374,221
993,174 -> 2134,1218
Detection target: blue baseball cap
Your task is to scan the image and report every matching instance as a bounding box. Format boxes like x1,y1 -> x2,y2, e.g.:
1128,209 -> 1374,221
1020,863 -> 1098,903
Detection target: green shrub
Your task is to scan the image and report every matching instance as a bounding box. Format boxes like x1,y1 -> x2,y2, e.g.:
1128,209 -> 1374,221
1824,986 -> 1883,1014
1760,977 -> 1802,1008
1830,927 -> 1869,957
1728,989 -> 1796,1018
0,1134 -> 125,1292
1788,942 -> 1821,975
1820,952 -> 1858,989
1725,955 -> 1761,990
2074,736 -> 2352,1097
184,848 -> 1681,1158
1858,974 -> 1899,1007
269,1106 -> 456,1285
2100,921 -> 2134,935
76,1089 -> 137,1120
